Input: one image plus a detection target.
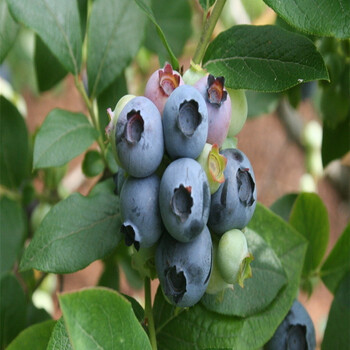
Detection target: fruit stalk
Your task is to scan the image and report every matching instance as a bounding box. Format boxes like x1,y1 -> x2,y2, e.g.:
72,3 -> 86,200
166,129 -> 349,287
192,0 -> 227,65
144,277 -> 158,350
74,76 -> 107,167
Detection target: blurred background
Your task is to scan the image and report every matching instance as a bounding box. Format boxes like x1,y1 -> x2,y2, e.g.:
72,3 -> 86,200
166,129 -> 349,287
1,0 -> 349,349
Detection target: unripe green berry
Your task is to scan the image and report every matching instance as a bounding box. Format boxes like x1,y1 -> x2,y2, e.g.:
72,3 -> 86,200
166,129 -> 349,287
217,229 -> 253,287
227,89 -> 248,137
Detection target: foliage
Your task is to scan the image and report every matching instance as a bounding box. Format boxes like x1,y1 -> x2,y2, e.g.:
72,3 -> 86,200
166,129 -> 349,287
1,0 -> 349,349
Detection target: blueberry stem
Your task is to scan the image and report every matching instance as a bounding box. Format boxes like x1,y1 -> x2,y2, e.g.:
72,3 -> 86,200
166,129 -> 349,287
74,76 -> 108,167
144,277 -> 158,350
192,0 -> 227,65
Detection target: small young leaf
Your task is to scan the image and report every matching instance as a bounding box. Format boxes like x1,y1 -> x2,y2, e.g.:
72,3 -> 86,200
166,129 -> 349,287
6,320 -> 56,350
82,150 -> 104,178
143,0 -> 191,66
87,0 -> 149,98
59,288 -> 152,350
33,109 -> 98,169
203,25 -> 329,92
34,35 -> 67,92
0,96 -> 30,189
263,0 -> 350,39
201,229 -> 287,317
270,193 -> 298,222
0,273 -> 27,348
198,0 -> 216,11
322,112 -> 350,167
47,318 -> 72,350
321,224 -> 350,294
6,0 -> 82,75
20,192 -> 122,274
289,192 -> 329,279
246,91 -> 281,118
0,0 -> 19,63
154,204 -> 307,350
321,272 -> 350,350
0,196 -> 26,275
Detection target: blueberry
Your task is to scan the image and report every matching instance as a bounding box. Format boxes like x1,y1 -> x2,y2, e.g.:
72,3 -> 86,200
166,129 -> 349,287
264,300 -> 316,350
159,158 -> 211,242
208,148 -> 257,234
144,62 -> 184,115
120,174 -> 162,250
162,85 -> 208,159
115,96 -> 164,178
216,229 -> 253,286
194,74 -> 231,147
155,226 -> 212,307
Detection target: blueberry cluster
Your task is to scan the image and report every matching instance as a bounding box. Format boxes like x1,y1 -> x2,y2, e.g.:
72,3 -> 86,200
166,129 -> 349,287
107,63 -> 257,307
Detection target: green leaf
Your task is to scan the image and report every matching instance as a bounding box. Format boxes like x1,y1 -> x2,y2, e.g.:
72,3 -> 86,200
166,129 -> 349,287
33,109 -> 98,169
321,110 -> 350,167
321,224 -> 350,294
198,0 -> 215,11
88,177 -> 115,197
270,193 -> 298,222
201,228 -> 287,317
143,0 -> 191,64
0,273 -> 27,348
122,294 -> 145,322
246,90 -> 281,118
77,0 -> 88,41
321,271 -> 350,350
289,192 -> 330,278
34,35 -> 67,92
203,25 -> 329,92
98,258 -> 120,291
59,288 -> 152,350
0,96 -> 30,189
7,0 -> 82,75
87,0 -> 148,98
154,203 -> 307,350
0,196 -> 26,275
82,150 -> 105,178
97,72 -> 127,140
0,0 -> 19,63
47,318 -> 72,350
6,320 -> 56,350
263,0 -> 350,39
26,302 -> 52,327
20,192 -> 122,273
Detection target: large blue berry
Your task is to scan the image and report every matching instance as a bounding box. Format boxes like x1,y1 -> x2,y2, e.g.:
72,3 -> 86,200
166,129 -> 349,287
120,174 -> 162,250
144,62 -> 184,115
159,158 -> 211,242
208,148 -> 257,234
115,96 -> 164,178
162,85 -> 208,159
194,74 -> 231,147
156,226 -> 212,307
264,300 -> 316,350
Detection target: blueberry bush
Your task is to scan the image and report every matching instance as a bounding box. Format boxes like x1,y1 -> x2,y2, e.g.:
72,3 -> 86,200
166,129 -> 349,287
1,0 -> 349,349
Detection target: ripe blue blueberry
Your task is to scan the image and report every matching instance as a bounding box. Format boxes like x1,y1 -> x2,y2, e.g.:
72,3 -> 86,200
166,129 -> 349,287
162,84 -> 208,159
194,74 -> 231,147
159,158 -> 211,242
115,96 -> 164,178
120,174 -> 162,250
264,300 -> 316,350
208,148 -> 257,234
155,226 -> 213,307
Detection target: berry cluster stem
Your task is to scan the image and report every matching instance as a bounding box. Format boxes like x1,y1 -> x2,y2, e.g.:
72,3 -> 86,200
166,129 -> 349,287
145,277 -> 157,350
74,76 -> 107,166
192,0 -> 227,66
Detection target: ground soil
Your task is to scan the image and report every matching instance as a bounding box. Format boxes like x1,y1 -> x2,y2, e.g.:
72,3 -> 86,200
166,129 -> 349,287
23,75 -> 349,349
